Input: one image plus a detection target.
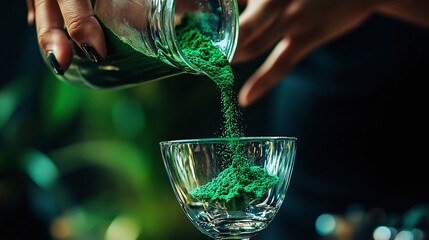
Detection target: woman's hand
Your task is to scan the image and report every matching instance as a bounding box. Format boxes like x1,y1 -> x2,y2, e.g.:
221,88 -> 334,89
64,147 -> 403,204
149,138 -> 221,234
26,0 -> 106,75
234,0 -> 382,107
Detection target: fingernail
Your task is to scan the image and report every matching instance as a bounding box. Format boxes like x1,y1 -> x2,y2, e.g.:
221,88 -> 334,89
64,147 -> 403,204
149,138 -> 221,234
47,51 -> 64,75
238,90 -> 249,107
243,90 -> 259,107
81,44 -> 104,63
27,12 -> 35,26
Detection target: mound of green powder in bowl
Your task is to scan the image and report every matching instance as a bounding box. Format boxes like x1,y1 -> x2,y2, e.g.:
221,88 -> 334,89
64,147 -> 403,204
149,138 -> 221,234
175,15 -> 279,211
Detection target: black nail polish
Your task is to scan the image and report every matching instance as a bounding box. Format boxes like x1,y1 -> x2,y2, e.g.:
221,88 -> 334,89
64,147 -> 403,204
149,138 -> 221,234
47,51 -> 64,75
81,44 -> 104,64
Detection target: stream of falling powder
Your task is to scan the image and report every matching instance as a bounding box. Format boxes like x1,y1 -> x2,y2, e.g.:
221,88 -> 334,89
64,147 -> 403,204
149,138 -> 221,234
175,16 -> 244,140
176,15 -> 278,210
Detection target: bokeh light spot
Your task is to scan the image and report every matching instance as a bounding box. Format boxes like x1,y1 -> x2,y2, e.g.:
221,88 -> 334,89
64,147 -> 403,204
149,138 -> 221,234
50,217 -> 71,239
395,230 -> 414,240
373,226 -> 391,240
105,215 -> 140,240
411,229 -> 424,240
25,150 -> 58,189
315,213 -> 336,236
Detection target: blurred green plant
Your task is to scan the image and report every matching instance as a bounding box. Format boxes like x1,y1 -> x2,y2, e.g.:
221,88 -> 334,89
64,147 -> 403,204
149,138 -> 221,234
1,65 -> 219,239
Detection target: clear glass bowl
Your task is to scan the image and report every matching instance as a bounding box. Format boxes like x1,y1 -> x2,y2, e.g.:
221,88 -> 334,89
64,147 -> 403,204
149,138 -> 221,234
160,137 -> 297,240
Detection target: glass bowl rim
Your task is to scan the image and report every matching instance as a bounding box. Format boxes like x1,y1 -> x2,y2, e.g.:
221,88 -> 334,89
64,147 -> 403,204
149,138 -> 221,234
160,136 -> 297,145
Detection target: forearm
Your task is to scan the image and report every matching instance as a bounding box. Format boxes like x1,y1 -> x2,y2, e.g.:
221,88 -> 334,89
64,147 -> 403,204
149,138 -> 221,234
375,0 -> 429,28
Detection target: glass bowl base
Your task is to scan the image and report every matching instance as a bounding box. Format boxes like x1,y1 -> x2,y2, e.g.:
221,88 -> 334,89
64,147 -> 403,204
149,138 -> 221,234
198,218 -> 270,239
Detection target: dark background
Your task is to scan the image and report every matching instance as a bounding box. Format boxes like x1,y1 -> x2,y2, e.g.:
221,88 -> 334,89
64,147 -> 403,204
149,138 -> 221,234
1,1 -> 429,240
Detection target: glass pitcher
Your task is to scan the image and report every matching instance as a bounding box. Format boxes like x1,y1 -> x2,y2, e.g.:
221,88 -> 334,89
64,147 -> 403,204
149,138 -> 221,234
47,0 -> 238,89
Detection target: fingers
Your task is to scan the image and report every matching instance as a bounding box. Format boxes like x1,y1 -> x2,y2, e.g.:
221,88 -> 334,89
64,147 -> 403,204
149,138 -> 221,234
27,0 -> 35,25
236,0 -> 377,107
35,0 -> 106,75
57,0 -> 105,63
238,36 -> 316,107
234,18 -> 285,63
238,39 -> 290,107
238,0 -> 287,46
35,0 -> 73,74
233,0 -> 288,63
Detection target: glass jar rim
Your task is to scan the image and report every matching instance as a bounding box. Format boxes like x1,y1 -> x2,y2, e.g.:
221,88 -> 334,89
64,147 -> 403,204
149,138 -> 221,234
163,0 -> 239,75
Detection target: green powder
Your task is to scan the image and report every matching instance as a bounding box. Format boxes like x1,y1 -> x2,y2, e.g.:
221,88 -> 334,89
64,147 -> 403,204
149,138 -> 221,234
175,15 -> 243,139
191,166 -> 279,210
176,15 -> 278,210
65,17 -> 182,88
